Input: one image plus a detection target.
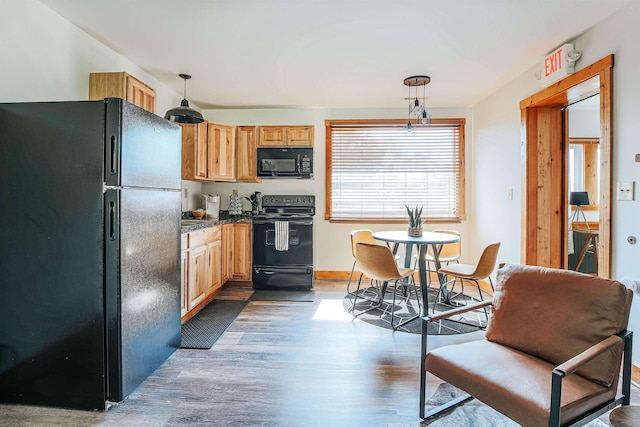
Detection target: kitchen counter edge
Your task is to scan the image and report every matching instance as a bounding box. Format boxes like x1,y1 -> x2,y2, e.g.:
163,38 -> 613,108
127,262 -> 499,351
181,217 -> 252,234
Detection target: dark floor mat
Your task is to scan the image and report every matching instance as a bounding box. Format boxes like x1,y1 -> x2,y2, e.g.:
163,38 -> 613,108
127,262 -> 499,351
181,299 -> 248,349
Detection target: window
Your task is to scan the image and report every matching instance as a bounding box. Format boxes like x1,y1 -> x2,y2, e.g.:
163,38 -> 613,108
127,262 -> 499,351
325,118 -> 465,223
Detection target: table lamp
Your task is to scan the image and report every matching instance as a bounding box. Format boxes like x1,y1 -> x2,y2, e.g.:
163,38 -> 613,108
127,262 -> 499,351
569,191 -> 590,230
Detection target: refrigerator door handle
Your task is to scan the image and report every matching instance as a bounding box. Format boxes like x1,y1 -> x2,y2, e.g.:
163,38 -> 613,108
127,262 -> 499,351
109,135 -> 117,175
108,200 -> 117,241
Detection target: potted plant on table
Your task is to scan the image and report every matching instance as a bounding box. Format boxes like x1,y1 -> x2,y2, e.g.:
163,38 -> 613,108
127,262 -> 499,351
405,204 -> 423,237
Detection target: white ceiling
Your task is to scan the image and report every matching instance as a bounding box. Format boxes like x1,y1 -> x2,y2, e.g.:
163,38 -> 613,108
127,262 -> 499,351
39,0 -> 630,110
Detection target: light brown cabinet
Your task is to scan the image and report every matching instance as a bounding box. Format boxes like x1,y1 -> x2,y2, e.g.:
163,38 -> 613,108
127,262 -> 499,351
257,126 -> 314,147
188,244 -> 208,311
180,121 -> 237,182
207,122 -> 236,181
180,234 -> 189,317
222,223 -> 234,283
181,226 -> 222,322
206,232 -> 222,295
236,126 -> 260,182
89,72 -> 156,113
231,223 -> 252,280
180,122 -> 208,181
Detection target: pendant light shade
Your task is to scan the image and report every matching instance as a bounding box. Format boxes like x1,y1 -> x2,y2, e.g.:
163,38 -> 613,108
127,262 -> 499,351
165,74 -> 204,124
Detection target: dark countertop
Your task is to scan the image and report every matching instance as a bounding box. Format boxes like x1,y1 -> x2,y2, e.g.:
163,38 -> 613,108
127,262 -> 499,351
181,211 -> 253,234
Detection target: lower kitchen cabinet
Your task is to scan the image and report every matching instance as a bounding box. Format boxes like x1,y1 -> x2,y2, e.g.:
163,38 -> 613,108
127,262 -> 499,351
181,234 -> 189,317
206,236 -> 222,295
232,223 -> 252,280
188,244 -> 208,310
181,225 -> 222,322
222,223 -> 234,283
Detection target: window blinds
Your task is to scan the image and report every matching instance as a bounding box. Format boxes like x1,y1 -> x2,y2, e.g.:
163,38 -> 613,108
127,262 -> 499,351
326,119 -> 465,222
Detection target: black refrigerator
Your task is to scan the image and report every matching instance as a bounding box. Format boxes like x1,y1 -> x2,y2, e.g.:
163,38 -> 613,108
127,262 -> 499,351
0,98 -> 182,410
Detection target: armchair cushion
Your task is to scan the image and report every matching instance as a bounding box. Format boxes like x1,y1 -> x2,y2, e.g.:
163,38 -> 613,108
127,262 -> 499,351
426,339 -> 616,426
485,264 -> 632,387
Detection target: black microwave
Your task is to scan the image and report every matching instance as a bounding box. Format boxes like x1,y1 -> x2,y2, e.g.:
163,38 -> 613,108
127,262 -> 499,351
257,147 -> 313,179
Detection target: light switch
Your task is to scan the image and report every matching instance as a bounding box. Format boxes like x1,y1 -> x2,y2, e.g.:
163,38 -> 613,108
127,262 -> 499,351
617,181 -> 634,201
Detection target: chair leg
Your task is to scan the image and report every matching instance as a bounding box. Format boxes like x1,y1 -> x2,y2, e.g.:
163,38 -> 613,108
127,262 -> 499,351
350,273 -> 364,313
346,260 -> 357,296
392,276 -> 421,330
473,279 -> 490,322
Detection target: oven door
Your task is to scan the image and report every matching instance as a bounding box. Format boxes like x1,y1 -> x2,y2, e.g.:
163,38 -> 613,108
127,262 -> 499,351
252,217 -> 313,266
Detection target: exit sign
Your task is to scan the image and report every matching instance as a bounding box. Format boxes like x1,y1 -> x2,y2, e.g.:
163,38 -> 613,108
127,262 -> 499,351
541,43 -> 575,87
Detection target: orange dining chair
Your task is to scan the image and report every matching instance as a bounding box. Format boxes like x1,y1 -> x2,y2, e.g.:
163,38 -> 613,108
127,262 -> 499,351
354,242 -> 420,330
436,242 -> 500,314
413,229 -> 461,285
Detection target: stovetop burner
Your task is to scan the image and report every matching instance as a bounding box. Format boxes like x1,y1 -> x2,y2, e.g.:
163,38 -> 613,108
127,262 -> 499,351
256,195 -> 316,218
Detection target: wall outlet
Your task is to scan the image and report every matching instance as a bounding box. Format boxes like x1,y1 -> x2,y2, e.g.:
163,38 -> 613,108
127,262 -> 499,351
616,181 -> 634,201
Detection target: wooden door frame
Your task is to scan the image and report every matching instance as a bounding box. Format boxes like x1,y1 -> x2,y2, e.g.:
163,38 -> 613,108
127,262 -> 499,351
519,55 -> 613,277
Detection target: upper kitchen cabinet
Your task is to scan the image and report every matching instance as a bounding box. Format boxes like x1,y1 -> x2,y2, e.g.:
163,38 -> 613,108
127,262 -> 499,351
257,126 -> 314,147
89,72 -> 156,113
236,126 -> 261,182
207,122 -> 236,182
180,122 -> 209,181
180,121 -> 236,182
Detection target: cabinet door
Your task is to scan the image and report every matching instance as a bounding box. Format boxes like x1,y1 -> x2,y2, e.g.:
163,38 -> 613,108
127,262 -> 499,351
180,122 -> 209,181
286,126 -> 314,146
206,239 -> 222,295
207,123 -> 236,181
188,245 -> 207,310
88,72 -> 156,113
126,75 -> 156,113
236,126 -> 260,182
232,223 -> 252,280
181,248 -> 189,317
222,223 -> 234,283
258,126 -> 286,146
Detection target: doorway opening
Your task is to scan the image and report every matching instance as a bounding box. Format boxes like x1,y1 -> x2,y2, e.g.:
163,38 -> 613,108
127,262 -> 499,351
519,55 -> 612,278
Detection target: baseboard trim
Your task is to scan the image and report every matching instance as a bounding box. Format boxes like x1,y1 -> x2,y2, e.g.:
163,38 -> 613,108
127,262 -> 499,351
315,271 -> 352,280
633,363 -> 640,384
315,271 -> 494,293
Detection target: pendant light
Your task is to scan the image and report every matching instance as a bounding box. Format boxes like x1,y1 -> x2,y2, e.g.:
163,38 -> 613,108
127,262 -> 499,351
404,75 -> 431,132
165,73 -> 204,124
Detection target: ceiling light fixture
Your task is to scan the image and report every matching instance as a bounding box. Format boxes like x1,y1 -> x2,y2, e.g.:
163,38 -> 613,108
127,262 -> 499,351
164,73 -> 204,124
404,75 -> 431,132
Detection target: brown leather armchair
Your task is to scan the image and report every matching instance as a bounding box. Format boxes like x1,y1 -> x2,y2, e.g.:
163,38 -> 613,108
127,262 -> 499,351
420,263 -> 634,426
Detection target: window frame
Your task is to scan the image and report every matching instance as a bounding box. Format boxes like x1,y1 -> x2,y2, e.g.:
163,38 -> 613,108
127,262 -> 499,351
325,118 -> 466,223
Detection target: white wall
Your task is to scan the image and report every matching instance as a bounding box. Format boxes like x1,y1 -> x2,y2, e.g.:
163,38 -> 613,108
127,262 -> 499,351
2,0 -> 201,213
203,107 -> 472,272
473,0 -> 640,363
0,1 -> 188,125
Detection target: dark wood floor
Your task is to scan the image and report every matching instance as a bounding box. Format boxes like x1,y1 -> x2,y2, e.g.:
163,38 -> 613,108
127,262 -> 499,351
0,280 -> 636,426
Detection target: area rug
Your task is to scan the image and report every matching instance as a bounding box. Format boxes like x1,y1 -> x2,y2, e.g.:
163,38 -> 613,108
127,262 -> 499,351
343,286 -> 488,334
250,290 -> 315,302
395,382 -> 608,427
180,299 -> 248,349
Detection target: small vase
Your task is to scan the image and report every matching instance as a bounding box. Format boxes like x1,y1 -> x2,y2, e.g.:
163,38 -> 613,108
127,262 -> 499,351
408,227 -> 423,237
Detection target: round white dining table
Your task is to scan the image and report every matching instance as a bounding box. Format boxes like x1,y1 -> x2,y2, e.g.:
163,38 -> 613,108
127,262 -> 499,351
372,230 -> 461,312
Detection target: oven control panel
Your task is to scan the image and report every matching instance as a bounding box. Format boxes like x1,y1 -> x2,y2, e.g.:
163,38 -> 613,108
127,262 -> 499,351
261,195 -> 315,208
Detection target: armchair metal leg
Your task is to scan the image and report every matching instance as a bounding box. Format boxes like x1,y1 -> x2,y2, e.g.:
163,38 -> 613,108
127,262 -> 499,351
420,318 -> 474,419
420,318 -> 428,419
